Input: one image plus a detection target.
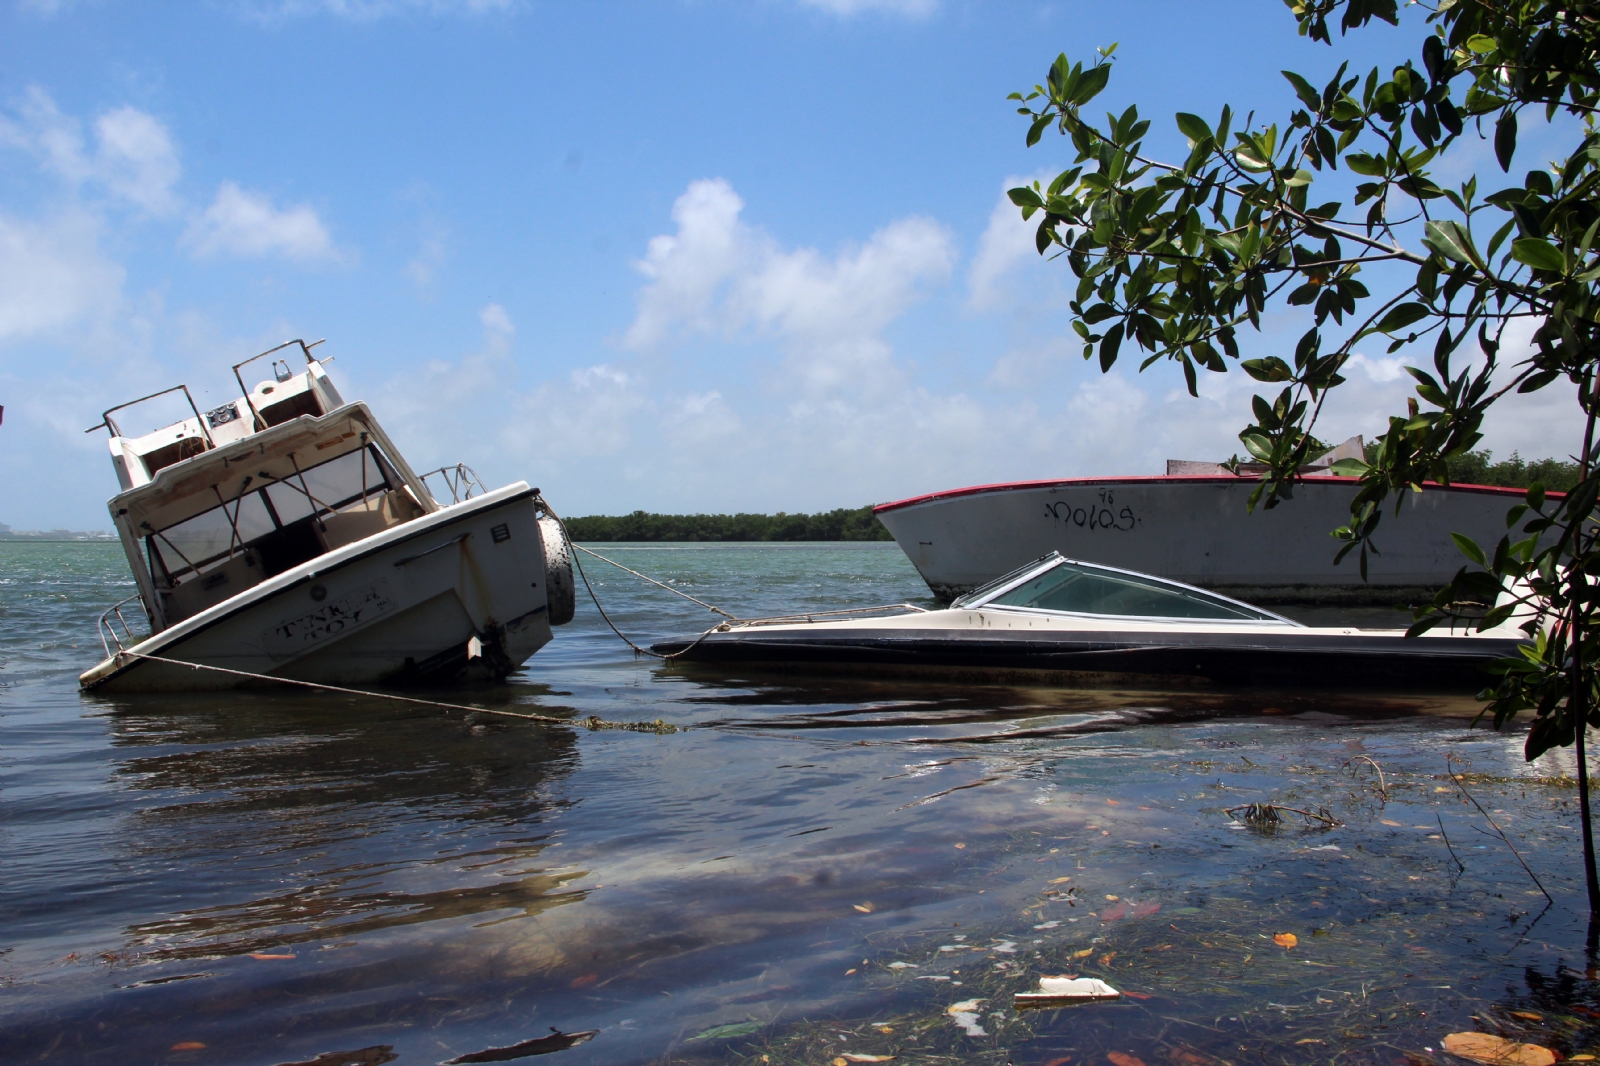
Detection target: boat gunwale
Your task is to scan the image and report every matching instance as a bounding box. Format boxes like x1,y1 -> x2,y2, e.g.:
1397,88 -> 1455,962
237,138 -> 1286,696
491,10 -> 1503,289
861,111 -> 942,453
872,474 -> 1556,515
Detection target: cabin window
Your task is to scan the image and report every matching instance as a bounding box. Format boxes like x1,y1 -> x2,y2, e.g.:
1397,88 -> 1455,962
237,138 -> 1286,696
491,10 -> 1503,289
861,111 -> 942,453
985,561 -> 1279,621
145,443 -> 410,593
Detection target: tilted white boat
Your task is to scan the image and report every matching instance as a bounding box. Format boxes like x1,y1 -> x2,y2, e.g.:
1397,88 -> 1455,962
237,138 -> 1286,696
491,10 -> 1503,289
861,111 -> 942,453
874,442 -> 1533,604
80,339 -> 574,693
654,552 -> 1525,691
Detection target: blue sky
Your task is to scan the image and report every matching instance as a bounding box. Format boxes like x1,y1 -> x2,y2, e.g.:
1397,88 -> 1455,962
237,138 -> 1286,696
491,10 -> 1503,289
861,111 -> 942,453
1,0 -> 1585,530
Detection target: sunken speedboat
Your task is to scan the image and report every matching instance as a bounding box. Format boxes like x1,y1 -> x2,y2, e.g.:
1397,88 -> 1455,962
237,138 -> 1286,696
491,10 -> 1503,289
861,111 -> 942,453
653,552 -> 1525,691
81,339 -> 574,693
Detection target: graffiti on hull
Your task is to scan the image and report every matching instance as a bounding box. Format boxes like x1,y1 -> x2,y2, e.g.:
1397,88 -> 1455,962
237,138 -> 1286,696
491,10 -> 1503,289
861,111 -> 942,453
1044,488 -> 1139,533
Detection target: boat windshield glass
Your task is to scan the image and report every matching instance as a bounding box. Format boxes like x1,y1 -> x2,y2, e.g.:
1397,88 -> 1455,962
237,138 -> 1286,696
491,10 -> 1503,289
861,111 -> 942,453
983,559 -> 1282,621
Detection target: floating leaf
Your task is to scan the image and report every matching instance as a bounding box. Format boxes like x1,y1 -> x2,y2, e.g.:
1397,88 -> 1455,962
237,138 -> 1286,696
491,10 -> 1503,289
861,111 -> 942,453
954,842 -> 966,849
1274,933 -> 1298,949
1105,894 -> 1120,901
1049,876 -> 1073,884
1108,1053 -> 1148,1066
172,1043 -> 207,1051
841,1057 -> 897,1064
249,953 -> 295,960
1381,819 -> 1403,826
853,903 -> 875,913
1073,948 -> 1095,958
1441,1032 -> 1557,1066
688,1022 -> 762,1042
1510,1012 -> 1543,1021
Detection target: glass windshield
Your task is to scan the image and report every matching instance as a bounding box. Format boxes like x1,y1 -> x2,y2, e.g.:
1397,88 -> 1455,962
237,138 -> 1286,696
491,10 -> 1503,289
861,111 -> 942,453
983,560 -> 1282,621
148,444 -> 398,581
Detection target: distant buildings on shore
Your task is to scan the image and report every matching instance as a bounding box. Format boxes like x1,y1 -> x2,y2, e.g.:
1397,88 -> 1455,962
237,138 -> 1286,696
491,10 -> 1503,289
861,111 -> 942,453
0,523 -> 115,542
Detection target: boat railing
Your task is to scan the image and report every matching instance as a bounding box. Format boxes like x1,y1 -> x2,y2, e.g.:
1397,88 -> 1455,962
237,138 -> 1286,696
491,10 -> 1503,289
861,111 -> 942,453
97,593 -> 149,658
419,464 -> 487,506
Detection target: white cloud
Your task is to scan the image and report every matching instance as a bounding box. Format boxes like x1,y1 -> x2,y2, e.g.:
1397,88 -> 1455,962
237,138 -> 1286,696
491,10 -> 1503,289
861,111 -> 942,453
0,209 -> 124,341
968,180 -> 1039,309
185,181 -> 337,261
625,177 -> 953,397
0,86 -> 181,215
797,0 -> 935,16
94,106 -> 182,215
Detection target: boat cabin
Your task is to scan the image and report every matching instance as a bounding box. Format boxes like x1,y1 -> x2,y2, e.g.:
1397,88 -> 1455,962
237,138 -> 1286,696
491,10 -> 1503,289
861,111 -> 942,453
92,340 -> 440,633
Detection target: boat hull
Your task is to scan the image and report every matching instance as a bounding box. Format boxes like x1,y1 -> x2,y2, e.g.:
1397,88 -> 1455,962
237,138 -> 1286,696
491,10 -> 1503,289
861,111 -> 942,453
654,625 -> 1519,692
81,484 -> 553,693
873,476 -> 1531,603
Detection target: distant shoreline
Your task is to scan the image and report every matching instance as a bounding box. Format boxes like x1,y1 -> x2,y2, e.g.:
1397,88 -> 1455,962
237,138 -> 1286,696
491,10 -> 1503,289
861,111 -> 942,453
563,506 -> 892,543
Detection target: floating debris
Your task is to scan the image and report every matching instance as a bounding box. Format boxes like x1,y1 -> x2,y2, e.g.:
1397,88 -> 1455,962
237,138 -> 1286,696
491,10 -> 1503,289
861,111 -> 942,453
1015,975 -> 1120,1007
441,1028 -> 597,1063
275,1048 -> 397,1066
1441,1032 -> 1557,1066
946,998 -> 987,1036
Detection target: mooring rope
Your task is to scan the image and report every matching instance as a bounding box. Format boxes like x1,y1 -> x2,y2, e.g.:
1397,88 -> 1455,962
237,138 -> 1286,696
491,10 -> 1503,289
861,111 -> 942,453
535,496 -> 934,661
123,651 -> 680,733
537,498 -> 726,661
571,544 -> 736,619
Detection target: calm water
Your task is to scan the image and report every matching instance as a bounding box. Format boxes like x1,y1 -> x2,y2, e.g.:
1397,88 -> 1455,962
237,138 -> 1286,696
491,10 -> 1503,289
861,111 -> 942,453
5,541 -> 1600,1066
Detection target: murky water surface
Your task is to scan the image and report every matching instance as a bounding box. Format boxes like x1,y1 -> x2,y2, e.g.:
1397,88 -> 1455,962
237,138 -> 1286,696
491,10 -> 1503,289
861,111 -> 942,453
5,541 -> 1600,1066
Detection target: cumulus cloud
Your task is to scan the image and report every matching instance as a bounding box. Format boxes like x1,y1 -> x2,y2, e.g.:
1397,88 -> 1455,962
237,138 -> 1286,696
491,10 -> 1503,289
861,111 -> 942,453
0,86 -> 181,215
625,177 -> 953,397
185,181 -> 337,261
0,209 -> 124,341
968,180 -> 1040,309
797,0 -> 935,16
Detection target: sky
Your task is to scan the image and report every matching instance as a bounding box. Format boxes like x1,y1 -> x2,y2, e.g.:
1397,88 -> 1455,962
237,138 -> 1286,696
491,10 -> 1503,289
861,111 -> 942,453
0,0 -> 1587,531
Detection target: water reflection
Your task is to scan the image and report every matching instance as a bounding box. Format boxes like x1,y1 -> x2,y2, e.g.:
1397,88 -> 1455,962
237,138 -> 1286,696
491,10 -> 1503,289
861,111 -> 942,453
96,695 -> 586,963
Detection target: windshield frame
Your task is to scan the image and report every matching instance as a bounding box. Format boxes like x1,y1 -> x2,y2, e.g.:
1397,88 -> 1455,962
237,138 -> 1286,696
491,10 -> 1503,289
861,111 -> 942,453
952,552 -> 1302,626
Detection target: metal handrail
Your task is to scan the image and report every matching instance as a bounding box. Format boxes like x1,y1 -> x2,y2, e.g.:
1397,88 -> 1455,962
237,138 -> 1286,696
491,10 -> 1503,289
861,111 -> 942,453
418,464 -> 487,506
233,338 -> 325,431
97,593 -> 148,658
85,384 -> 215,448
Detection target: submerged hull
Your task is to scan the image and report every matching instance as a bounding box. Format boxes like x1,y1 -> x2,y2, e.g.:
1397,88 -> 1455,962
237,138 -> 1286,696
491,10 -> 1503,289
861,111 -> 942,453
655,622 -> 1519,692
873,475 -> 1531,603
81,484 -> 552,693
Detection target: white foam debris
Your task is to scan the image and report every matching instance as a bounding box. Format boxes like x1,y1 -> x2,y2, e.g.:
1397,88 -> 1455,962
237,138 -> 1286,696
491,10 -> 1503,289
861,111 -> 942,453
1015,976 -> 1120,1005
947,999 -> 987,1036
991,940 -> 1018,954
1032,920 -> 1061,930
887,961 -> 918,969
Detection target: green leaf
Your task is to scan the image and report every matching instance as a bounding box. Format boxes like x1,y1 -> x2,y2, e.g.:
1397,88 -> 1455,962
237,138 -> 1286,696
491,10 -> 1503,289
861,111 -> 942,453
1026,113 -> 1053,148
1422,219 -> 1482,267
1511,236 -> 1564,273
1465,33 -> 1497,53
1099,322 -> 1124,372
1175,112 -> 1212,144
1451,532 -> 1488,567
1329,457 -> 1370,476
1281,70 -> 1322,111
1375,302 -> 1430,334
1008,187 -> 1043,211
1343,151 -> 1388,176
1240,432 -> 1274,462
1494,110 -> 1518,172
